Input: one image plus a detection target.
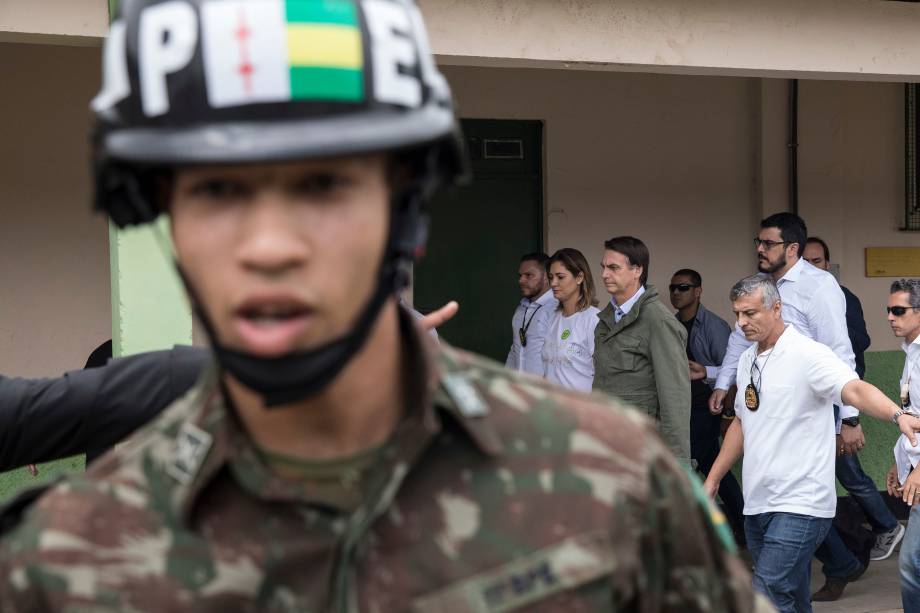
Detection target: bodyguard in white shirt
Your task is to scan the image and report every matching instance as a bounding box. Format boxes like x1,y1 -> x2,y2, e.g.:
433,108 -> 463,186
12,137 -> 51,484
541,248 -> 600,392
505,253 -> 558,375
880,279 -> 920,613
704,274 -> 920,613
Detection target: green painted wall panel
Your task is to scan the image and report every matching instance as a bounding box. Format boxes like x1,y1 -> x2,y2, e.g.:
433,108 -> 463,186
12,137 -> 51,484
109,219 -> 193,357
855,350 -> 905,491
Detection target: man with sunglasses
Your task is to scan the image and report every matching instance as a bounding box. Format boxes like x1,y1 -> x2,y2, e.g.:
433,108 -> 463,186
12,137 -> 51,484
506,252 -> 557,374
883,279 -> 920,612
704,274 -> 920,613
670,269 -> 744,540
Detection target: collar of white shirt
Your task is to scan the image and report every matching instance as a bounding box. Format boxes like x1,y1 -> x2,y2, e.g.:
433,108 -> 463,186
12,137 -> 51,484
777,257 -> 806,285
534,288 -> 556,307
903,332 -> 920,356
611,285 -> 646,316
757,323 -> 794,357
520,289 -> 556,310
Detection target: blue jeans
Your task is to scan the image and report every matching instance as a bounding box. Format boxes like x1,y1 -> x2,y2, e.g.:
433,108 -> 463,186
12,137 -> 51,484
746,512 -> 832,613
901,505 -> 920,613
814,525 -> 862,579
837,452 -> 899,533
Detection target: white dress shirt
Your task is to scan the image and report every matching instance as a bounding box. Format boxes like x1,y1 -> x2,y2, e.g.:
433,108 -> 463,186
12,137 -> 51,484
735,325 -> 858,518
716,258 -> 858,420
894,334 -> 920,483
611,285 -> 646,323
505,289 -> 558,375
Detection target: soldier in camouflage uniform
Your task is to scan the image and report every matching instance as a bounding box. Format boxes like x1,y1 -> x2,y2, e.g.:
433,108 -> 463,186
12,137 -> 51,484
0,0 -> 772,611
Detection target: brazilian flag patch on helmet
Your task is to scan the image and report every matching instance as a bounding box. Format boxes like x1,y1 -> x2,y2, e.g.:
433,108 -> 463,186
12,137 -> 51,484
201,0 -> 365,108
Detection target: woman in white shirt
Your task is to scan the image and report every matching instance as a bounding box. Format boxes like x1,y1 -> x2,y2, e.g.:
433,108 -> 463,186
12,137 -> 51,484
541,248 -> 600,392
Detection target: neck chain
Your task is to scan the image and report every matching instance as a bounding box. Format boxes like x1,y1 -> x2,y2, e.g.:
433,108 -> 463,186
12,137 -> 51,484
744,346 -> 775,411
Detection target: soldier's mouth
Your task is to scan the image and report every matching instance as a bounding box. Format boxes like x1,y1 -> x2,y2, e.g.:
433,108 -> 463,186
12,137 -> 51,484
233,296 -> 315,357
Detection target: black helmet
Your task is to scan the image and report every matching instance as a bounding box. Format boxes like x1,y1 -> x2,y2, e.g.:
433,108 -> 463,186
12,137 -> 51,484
94,0 -> 465,226
92,0 -> 467,405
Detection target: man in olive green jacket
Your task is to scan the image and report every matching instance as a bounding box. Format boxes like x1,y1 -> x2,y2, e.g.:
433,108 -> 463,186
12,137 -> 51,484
593,236 -> 691,464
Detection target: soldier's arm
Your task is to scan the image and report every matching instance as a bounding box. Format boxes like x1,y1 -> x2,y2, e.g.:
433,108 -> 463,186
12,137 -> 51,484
630,437 -> 773,613
648,318 -> 691,465
0,347 -> 206,470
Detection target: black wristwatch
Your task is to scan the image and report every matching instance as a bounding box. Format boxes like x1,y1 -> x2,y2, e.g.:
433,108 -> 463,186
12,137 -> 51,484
841,416 -> 860,427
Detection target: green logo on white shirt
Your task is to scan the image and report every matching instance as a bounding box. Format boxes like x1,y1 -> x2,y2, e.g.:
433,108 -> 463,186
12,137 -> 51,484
561,329 -> 571,340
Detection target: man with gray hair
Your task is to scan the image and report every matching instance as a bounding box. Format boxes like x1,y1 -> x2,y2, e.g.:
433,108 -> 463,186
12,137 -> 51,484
704,273 -> 920,613
881,278 -> 920,612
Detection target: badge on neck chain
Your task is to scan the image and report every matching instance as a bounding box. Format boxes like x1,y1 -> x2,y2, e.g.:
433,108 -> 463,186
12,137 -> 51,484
744,383 -> 759,411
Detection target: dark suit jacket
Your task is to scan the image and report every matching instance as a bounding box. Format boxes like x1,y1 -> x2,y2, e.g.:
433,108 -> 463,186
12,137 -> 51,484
841,286 -> 871,379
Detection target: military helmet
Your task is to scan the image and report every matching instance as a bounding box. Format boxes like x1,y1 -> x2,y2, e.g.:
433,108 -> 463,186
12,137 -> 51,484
93,0 -> 465,227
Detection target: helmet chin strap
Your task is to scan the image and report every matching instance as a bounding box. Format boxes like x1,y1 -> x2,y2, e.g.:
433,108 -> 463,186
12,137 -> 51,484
171,188 -> 422,408
196,262 -> 398,407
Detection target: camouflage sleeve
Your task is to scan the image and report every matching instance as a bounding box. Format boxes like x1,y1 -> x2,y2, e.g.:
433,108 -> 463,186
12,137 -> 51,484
624,439 -> 773,613
0,482 -> 135,612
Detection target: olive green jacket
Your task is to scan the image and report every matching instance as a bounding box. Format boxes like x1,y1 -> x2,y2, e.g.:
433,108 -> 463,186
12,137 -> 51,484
593,285 -> 691,464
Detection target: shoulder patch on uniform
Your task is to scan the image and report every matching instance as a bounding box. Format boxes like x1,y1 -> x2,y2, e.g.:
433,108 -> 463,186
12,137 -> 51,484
682,466 -> 737,554
442,373 -> 488,418
167,422 -> 213,485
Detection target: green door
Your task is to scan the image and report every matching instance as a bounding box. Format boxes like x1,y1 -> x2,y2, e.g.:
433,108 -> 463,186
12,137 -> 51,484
414,119 -> 543,362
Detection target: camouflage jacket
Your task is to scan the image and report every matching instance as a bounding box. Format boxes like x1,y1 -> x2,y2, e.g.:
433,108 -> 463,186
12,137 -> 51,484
0,320 -> 770,612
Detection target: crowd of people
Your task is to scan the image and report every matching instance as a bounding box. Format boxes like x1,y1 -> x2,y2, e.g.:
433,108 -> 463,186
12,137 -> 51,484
504,214 -> 920,613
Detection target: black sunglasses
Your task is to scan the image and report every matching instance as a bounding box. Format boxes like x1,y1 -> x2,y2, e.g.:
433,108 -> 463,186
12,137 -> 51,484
888,305 -> 920,316
669,283 -> 699,293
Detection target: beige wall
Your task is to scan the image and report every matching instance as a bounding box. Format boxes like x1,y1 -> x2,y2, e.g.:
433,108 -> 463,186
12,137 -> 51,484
0,42 -> 111,377
0,45 -> 912,380
0,0 -> 107,46
444,65 -> 761,329
425,0 -> 920,82
444,65 -> 913,351
5,0 -> 920,82
799,80 -> 910,352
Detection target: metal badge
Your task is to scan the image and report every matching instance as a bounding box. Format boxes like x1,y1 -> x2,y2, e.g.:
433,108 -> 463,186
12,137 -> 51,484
443,374 -> 488,418
744,384 -> 759,411
167,422 -> 214,485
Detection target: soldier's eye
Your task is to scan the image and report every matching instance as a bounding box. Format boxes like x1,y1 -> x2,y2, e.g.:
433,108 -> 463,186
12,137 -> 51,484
293,172 -> 353,196
189,179 -> 249,200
